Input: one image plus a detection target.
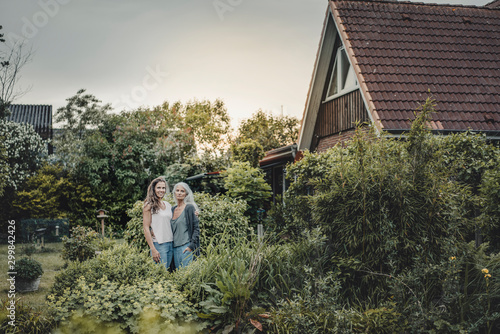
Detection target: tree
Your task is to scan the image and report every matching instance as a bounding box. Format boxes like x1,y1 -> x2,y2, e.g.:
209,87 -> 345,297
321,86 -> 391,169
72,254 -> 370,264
222,161 -> 271,225
0,120 -> 47,190
231,139 -> 264,168
0,26 -> 34,119
0,120 -> 47,222
236,109 -> 299,152
12,163 -> 97,222
53,89 -> 112,166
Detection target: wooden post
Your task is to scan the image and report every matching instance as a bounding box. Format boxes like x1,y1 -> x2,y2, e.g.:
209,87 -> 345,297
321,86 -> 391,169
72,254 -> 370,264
96,209 -> 109,237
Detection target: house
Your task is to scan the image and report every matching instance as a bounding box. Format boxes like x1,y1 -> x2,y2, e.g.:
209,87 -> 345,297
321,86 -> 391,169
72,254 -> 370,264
259,143 -> 301,203
298,0 -> 500,152
7,104 -> 53,153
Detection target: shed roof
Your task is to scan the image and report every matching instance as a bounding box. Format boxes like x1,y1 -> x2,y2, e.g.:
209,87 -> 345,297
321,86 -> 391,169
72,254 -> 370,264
329,0 -> 500,132
6,104 -> 53,139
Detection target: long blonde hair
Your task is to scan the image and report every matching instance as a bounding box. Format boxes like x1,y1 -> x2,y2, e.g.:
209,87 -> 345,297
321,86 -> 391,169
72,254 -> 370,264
144,177 -> 169,214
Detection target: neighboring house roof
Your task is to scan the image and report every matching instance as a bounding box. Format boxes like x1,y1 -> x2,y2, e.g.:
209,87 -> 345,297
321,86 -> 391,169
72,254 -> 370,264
259,143 -> 299,169
6,104 -> 53,140
299,0 -> 500,149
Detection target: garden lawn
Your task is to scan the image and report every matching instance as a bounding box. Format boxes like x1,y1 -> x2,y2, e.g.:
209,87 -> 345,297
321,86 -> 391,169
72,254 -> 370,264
0,242 -> 64,309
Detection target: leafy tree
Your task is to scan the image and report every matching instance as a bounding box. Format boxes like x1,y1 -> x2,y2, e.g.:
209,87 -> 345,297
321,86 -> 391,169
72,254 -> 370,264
12,163 -> 97,222
222,161 -> 271,225
236,109 -> 299,152
53,89 -> 112,167
0,120 -> 46,190
231,139 -> 264,168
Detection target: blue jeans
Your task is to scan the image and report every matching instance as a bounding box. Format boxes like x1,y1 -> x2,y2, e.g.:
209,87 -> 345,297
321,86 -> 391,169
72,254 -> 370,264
173,242 -> 193,269
152,241 -> 173,270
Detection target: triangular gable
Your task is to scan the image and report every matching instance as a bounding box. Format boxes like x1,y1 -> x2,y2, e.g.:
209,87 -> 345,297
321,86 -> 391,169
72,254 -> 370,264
299,0 -> 500,151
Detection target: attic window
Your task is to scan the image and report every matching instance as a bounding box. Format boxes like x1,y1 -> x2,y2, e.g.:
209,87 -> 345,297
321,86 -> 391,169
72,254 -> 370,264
325,46 -> 358,100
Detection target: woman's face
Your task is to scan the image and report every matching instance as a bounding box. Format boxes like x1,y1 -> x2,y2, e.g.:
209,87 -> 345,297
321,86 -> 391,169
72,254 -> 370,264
175,185 -> 187,202
154,181 -> 167,199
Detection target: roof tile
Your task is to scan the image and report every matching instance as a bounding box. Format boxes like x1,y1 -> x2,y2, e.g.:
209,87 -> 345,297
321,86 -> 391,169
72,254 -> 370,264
332,0 -> 500,132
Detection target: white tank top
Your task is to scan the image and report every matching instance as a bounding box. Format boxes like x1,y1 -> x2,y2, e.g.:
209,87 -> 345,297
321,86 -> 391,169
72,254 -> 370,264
151,201 -> 173,244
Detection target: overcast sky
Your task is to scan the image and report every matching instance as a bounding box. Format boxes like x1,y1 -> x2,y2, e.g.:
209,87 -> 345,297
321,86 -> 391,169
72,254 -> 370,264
0,0 -> 492,127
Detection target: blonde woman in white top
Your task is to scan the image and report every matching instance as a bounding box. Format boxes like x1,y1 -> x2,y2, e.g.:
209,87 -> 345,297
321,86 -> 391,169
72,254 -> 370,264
143,177 -> 173,269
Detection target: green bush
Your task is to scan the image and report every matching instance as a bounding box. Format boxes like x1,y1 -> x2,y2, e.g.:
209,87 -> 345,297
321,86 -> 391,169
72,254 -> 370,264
14,257 -> 43,280
48,276 -> 204,334
0,298 -> 56,334
61,225 -> 99,262
49,243 -> 167,299
171,232 -> 266,333
222,161 -> 271,226
195,192 -> 250,250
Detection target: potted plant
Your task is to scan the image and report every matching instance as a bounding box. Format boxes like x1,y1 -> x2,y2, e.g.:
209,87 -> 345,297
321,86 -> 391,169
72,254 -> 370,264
14,257 -> 44,292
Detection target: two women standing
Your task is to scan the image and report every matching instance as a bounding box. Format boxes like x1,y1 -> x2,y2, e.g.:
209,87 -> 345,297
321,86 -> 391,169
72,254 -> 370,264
143,177 -> 199,270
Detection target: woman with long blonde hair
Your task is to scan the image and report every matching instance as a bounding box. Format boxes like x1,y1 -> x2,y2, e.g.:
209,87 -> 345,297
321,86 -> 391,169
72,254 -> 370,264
143,177 -> 173,269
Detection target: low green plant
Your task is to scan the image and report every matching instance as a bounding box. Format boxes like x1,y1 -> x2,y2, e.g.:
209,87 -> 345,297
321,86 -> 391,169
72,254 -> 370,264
61,225 -> 99,262
171,232 -> 266,333
0,298 -> 56,334
49,243 -> 166,299
14,257 -> 43,280
48,276 -> 204,334
21,243 -> 37,257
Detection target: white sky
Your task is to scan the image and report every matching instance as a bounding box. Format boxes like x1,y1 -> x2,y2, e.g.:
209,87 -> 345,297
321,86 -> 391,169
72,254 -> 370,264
0,0 -> 492,128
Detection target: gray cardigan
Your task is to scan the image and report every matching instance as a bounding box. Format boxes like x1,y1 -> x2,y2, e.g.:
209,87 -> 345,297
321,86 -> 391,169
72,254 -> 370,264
172,204 -> 200,256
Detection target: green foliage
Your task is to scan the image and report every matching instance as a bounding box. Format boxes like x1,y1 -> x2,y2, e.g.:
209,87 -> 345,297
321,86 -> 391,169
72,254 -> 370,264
171,232 -> 265,333
14,257 -> 43,280
61,226 -> 99,262
194,192 -> 250,250
236,109 -> 299,152
123,200 -> 148,251
49,243 -> 204,333
48,276 -> 203,334
49,243 -> 167,299
388,242 -> 500,333
222,161 -> 271,225
230,139 -> 265,168
48,244 -> 204,333
0,298 -> 56,334
0,119 -> 47,190
12,163 -> 97,222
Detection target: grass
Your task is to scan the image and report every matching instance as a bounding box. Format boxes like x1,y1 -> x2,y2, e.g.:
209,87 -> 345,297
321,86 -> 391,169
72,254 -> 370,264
0,242 -> 64,309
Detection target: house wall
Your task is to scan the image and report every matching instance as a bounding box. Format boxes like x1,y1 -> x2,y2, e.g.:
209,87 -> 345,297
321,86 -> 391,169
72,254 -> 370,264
316,129 -> 356,151
312,89 -> 369,151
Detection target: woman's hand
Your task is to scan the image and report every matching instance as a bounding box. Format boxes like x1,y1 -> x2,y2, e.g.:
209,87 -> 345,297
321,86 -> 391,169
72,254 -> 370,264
183,247 -> 192,254
151,248 -> 161,263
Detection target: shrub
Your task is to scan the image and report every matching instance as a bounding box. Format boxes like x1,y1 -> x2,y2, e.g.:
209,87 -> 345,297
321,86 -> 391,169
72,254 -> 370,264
14,257 -> 43,280
0,298 -> 56,334
49,243 -> 167,299
195,192 -> 250,250
48,276 -> 204,334
222,161 -> 271,225
171,232 -> 266,333
61,225 -> 99,262
123,200 -> 147,250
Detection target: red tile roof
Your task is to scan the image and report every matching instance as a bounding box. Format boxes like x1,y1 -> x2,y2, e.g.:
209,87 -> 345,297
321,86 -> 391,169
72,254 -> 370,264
330,0 -> 500,132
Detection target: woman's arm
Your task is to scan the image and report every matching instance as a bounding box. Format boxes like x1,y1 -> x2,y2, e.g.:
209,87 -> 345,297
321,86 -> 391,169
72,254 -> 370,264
186,205 -> 200,253
143,204 -> 160,262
